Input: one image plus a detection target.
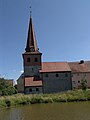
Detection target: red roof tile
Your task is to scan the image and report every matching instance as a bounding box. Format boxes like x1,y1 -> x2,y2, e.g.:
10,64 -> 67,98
25,77 -> 42,87
40,62 -> 71,73
85,61 -> 90,71
68,61 -> 90,73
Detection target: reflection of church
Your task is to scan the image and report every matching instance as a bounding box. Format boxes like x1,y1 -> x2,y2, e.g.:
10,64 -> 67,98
17,15 -> 90,94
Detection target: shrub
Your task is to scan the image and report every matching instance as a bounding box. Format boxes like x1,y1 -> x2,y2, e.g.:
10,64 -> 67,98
81,77 -> 87,91
0,97 -> 7,107
0,89 -> 90,108
5,98 -> 11,107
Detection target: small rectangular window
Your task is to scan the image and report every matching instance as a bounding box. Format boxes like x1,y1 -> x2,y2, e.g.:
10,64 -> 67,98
45,74 -> 48,77
56,74 -> 59,77
84,74 -> 86,76
77,73 -> 79,76
73,81 -> 75,84
65,73 -> 68,77
71,74 -> 73,77
29,88 -> 32,92
36,88 -> 39,91
78,80 -> 80,83
35,58 -> 38,62
27,58 -> 30,62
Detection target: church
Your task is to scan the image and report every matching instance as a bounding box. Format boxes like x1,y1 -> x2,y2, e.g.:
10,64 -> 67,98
17,15 -> 90,94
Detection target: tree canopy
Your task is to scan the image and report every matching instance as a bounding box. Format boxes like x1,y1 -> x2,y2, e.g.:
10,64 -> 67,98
0,78 -> 17,96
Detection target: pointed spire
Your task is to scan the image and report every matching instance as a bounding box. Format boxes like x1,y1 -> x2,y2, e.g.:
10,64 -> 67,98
25,15 -> 39,52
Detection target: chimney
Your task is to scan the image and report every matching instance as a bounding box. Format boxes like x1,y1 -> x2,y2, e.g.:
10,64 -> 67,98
79,60 -> 84,64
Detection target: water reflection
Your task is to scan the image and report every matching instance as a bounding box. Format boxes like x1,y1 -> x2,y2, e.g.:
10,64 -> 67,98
0,102 -> 90,120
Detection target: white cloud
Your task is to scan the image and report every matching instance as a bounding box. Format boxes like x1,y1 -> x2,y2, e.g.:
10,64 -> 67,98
20,70 -> 24,73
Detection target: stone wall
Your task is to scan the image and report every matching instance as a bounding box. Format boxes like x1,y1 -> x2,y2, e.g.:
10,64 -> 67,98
25,86 -> 43,94
23,54 -> 42,66
17,74 -> 24,93
41,72 -> 72,93
72,72 -> 90,89
24,66 -> 41,76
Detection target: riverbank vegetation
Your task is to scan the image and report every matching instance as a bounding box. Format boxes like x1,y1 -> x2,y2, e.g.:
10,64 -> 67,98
0,89 -> 90,108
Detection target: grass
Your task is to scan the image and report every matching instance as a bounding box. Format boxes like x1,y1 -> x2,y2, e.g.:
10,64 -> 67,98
0,89 -> 90,108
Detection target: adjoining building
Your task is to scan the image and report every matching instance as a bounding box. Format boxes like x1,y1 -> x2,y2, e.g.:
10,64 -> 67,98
69,61 -> 90,89
17,15 -> 90,94
40,62 -> 72,93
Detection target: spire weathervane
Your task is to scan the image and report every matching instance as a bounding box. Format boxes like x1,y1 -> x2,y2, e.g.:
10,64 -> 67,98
30,6 -> 32,16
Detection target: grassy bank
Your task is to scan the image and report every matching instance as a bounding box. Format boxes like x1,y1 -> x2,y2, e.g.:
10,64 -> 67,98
0,89 -> 90,108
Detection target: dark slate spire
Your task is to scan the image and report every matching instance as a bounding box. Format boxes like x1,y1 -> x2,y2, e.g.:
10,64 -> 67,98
25,15 -> 39,52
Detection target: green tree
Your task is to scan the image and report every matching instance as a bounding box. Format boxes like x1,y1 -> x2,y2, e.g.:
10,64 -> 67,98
81,76 -> 87,91
0,78 -> 17,96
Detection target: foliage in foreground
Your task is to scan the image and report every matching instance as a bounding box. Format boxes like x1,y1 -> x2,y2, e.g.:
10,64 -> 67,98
0,89 -> 90,108
81,76 -> 87,91
0,78 -> 17,96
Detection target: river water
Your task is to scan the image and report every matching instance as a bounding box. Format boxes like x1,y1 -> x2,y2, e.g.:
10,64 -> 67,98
0,102 -> 90,120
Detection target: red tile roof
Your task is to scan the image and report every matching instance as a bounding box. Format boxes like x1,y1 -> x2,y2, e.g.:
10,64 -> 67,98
85,61 -> 90,71
40,62 -> 71,73
25,77 -> 42,87
68,61 -> 90,73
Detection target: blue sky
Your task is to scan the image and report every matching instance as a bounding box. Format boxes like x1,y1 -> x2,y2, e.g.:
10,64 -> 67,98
0,0 -> 90,80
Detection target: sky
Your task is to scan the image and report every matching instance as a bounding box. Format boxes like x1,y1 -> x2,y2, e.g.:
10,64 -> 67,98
0,0 -> 90,80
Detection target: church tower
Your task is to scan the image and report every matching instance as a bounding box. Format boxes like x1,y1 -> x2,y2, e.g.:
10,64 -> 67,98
22,15 -> 42,77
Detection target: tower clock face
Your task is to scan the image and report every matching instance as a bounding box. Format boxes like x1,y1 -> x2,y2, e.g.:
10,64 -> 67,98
30,47 -> 34,52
